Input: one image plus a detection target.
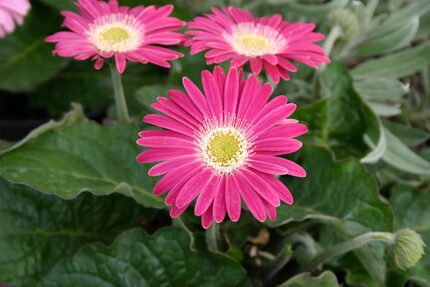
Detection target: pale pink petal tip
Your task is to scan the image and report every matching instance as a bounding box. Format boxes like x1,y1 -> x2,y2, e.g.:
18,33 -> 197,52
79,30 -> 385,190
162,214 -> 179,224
44,0 -> 185,72
137,66 -> 307,228
185,6 -> 330,82
0,0 -> 31,38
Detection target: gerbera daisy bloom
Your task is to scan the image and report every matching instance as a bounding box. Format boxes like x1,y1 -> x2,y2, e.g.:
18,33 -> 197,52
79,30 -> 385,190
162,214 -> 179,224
0,0 -> 30,38
46,0 -> 186,73
185,7 -> 330,83
136,66 -> 307,228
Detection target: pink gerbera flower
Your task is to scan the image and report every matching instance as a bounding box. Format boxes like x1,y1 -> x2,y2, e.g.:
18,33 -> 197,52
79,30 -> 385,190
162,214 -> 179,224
136,66 -> 307,228
46,0 -> 186,73
185,7 -> 330,83
0,0 -> 30,38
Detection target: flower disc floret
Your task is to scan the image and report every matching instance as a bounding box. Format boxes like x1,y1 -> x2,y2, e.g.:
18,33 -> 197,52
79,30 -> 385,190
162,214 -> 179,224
200,127 -> 249,174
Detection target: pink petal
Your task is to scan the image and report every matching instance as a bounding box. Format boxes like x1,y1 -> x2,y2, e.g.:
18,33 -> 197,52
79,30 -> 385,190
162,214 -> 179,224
136,136 -> 195,149
182,77 -> 212,118
195,176 -> 220,216
239,169 -> 280,206
213,176 -> 227,223
202,70 -> 223,118
148,155 -> 198,176
136,148 -> 190,163
175,168 -> 213,209
225,175 -> 241,222
153,161 -> 202,195
202,203 -> 215,229
257,171 -> 294,204
248,156 -> 289,175
252,104 -> 297,136
223,68 -> 239,115
114,53 -> 127,73
232,173 -> 266,222
144,114 -> 194,136
250,58 -> 263,74
254,138 -> 303,155
259,123 -> 308,139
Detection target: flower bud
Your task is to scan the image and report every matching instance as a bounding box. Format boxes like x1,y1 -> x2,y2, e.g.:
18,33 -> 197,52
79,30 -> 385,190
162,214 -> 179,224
328,9 -> 360,39
390,228 -> 426,270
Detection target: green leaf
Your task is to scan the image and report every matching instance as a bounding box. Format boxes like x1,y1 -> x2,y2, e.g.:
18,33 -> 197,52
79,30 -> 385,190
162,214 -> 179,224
353,77 -> 407,102
296,63 -> 382,161
383,0 -> 430,27
361,116 -> 387,164
40,227 -> 246,287
0,121 -> 164,208
367,127 -> 430,176
353,77 -> 406,117
269,146 -> 392,283
271,146 -> 392,232
384,121 -> 430,147
350,16 -> 419,57
416,11 -> 430,39
267,0 -> 348,19
0,2 -> 69,92
0,178 -> 154,286
346,267 -> 383,287
367,102 -> 402,117
0,103 -> 86,155
277,271 -> 340,287
351,43 -> 430,79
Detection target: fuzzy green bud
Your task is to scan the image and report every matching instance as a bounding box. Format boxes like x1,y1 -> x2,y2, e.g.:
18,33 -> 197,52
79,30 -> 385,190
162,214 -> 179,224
328,9 -> 359,39
390,228 -> 426,270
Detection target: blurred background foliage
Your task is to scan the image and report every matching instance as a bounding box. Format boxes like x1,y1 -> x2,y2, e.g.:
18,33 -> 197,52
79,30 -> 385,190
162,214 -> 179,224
0,0 -> 429,286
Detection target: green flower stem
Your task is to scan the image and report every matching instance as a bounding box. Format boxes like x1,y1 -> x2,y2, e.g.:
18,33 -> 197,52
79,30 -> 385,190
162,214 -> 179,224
109,64 -> 130,122
207,223 -> 222,251
305,231 -> 395,271
323,24 -> 342,56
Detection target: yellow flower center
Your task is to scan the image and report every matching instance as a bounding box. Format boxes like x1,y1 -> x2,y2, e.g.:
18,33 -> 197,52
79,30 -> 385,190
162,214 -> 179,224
208,133 -> 242,163
200,127 -> 248,174
89,19 -> 141,53
234,33 -> 273,57
100,27 -> 130,45
224,23 -> 287,57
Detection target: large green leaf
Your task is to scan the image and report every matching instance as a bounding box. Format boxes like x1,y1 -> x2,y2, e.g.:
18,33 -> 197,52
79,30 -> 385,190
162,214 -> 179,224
350,16 -> 419,57
0,121 -> 164,208
416,11 -> 430,39
351,43 -> 430,79
366,127 -> 430,176
270,146 -> 392,283
0,2 -> 69,92
266,0 -> 348,19
40,227 -> 246,287
0,104 -> 86,155
384,121 -> 430,147
0,178 -> 154,286
277,271 -> 340,287
271,146 -> 392,232
353,77 -> 407,102
296,63 -> 382,161
382,0 -> 430,26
